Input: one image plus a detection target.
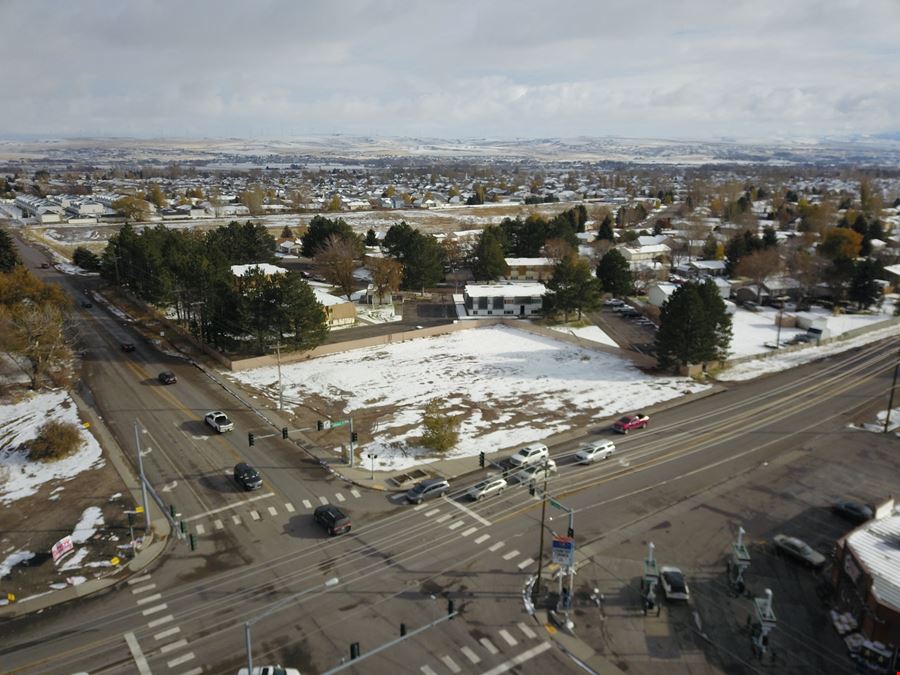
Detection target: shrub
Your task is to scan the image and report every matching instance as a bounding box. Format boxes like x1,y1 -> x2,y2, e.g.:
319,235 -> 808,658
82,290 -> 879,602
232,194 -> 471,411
28,419 -> 82,462
419,398 -> 460,453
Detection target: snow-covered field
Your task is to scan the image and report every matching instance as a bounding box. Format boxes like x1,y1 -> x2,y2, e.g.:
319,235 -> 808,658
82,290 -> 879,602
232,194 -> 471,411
550,324 -> 618,347
232,325 -> 708,471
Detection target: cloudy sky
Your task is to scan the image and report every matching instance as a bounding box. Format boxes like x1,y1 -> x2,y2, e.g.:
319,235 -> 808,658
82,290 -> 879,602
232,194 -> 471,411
3,0 -> 898,141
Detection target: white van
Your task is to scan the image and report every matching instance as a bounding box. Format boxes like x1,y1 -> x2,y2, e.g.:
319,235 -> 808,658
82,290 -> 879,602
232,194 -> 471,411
575,439 -> 616,464
508,443 -> 550,468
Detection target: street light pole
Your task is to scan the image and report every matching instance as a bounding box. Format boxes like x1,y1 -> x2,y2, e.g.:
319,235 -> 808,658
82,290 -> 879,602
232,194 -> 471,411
884,344 -> 900,433
133,421 -> 151,532
367,453 -> 378,481
533,460 -> 550,598
274,342 -> 284,411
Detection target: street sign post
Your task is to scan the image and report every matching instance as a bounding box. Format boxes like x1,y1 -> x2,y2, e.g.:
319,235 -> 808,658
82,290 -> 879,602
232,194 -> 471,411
551,536 -> 575,567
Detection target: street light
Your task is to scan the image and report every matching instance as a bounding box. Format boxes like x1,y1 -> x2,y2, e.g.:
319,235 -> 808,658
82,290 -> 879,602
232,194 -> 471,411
367,453 -> 378,481
244,576 -> 339,674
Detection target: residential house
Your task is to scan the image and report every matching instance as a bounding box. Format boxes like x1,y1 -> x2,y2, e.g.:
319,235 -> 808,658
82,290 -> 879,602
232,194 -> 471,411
462,282 -> 545,317
312,287 -> 357,327
504,257 -> 556,282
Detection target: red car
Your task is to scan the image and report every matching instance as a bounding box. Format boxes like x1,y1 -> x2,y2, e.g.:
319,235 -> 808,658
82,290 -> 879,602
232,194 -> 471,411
613,413 -> 650,434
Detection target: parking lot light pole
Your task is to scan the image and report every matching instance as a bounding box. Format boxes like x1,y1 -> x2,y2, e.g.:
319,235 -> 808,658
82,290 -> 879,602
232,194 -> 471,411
367,453 -> 378,481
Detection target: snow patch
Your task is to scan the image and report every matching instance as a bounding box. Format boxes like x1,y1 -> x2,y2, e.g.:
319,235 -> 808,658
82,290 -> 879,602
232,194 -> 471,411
71,506 -> 104,544
1,550 -> 35,578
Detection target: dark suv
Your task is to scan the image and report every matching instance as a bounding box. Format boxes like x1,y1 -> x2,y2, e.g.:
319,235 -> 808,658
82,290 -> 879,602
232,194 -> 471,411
121,342 -> 136,352
314,504 -> 351,535
234,462 -> 263,491
405,478 -> 450,504
158,371 -> 177,385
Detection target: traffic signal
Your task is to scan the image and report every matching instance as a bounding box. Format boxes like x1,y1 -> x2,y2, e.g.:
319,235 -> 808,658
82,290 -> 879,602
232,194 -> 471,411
400,623 -> 407,637
568,526 -> 575,538
528,482 -> 536,496
350,642 -> 360,660
282,427 -> 289,439
351,431 -> 358,443
448,598 -> 455,618
248,432 -> 255,447
479,451 -> 485,468
317,420 -> 324,431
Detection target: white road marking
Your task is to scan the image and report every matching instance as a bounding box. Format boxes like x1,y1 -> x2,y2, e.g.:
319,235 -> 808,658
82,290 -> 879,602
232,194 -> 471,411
502,549 -> 519,560
159,639 -> 188,654
448,521 -> 463,531
214,519 -> 224,530
488,541 -> 504,552
131,583 -> 157,595
412,502 -> 427,511
267,506 -> 278,516
181,668 -> 203,675
250,510 -> 261,521
318,496 -> 328,505
335,492 -> 346,502
481,641 -> 551,675
351,488 -> 361,498
440,655 -> 461,673
123,632 -> 152,675
167,653 -> 195,668
424,508 -> 440,517
136,593 -> 162,605
302,499 -> 312,509
184,492 -> 276,521
161,481 -> 178,493
460,645 -> 481,664
232,515 -> 242,525
147,614 -> 174,628
194,523 -> 205,535
474,534 -> 491,544
420,666 -> 438,675
435,514 -> 451,524
285,502 -> 295,512
479,637 -> 499,655
518,622 -> 537,639
142,603 -> 168,616
153,626 -> 180,641
517,558 -> 534,570
498,629 -> 518,647
441,496 -> 491,526
127,574 -> 151,585
461,526 -> 478,537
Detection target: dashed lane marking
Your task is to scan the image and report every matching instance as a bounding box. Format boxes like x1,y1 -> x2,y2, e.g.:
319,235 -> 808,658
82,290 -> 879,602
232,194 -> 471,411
488,541 -> 504,552
335,492 -> 346,502
194,523 -> 205,535
480,641 -> 551,675
166,652 -> 195,668
518,622 -> 537,639
502,549 -> 520,561
267,506 -> 278,516
250,510 -> 261,521
302,499 -> 313,509
232,514 -> 242,525
351,488 -> 361,498
460,645 -> 481,664
142,603 -> 168,616
123,632 -> 152,675
440,655 -> 462,673
153,626 -> 180,641
131,583 -> 157,595
147,614 -> 174,628
285,502 -> 295,512
461,526 -> 478,537
517,558 -> 534,570
498,629 -> 518,647
159,639 -> 188,654
474,534 -> 491,544
424,508 -> 440,517
214,519 -> 224,530
420,666 -> 438,675
448,521 -> 463,531
127,574 -> 151,586
136,593 -> 162,606
442,495 -> 491,526
318,496 -> 328,505
479,637 -> 499,655
181,668 -> 203,675
184,492 -> 275,522
435,514 -> 451,524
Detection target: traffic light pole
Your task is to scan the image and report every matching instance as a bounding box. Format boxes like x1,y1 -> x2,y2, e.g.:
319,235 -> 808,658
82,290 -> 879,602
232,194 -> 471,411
133,421 -> 151,532
533,462 -> 550,597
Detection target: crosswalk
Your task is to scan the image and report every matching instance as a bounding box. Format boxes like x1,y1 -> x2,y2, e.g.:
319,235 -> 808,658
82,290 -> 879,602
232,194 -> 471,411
415,622 -> 550,674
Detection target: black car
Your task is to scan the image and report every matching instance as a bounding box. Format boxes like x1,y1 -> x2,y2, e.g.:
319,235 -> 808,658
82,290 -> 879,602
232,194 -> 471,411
121,342 -> 136,352
832,500 -> 873,525
314,504 -> 351,535
233,462 -> 263,491
405,478 -> 450,504
158,371 -> 177,385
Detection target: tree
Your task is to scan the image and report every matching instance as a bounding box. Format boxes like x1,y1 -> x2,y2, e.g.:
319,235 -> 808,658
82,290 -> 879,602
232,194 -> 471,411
725,231 -> 764,276
145,183 -> 167,209
819,227 -> 863,261
544,255 -> 601,322
0,227 -> 22,273
848,259 -> 882,309
72,246 -> 101,272
325,194 -> 343,212
700,234 -> 720,260
301,215 -> 358,258
273,274 -> 329,352
239,187 -> 266,215
419,398 -> 461,453
472,228 -> 509,281
543,238 -> 576,262
596,249 -> 633,297
859,177 -> 882,217
595,215 -> 615,242
734,248 -> 782,302
314,235 -> 357,300
655,280 -> 732,372
206,221 -> 276,265
402,232 -> 445,290
364,228 -> 378,247
369,257 -> 403,304
112,195 -> 151,223
280,225 -> 294,239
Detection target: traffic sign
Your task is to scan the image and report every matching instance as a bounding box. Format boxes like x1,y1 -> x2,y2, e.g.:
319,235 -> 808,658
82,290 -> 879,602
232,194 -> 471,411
331,420 -> 349,428
549,498 -> 565,510
551,536 -> 575,567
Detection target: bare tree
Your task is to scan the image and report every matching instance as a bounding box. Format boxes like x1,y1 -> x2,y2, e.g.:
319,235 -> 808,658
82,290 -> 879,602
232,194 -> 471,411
543,238 -> 576,263
684,214 -> 710,262
314,235 -> 357,300
369,257 -> 403,304
735,248 -> 783,302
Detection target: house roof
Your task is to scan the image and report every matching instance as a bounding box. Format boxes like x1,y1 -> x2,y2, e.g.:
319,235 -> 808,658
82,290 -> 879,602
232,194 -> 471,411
230,263 -> 288,277
689,260 -> 727,271
504,257 -> 555,267
465,282 -> 546,298
846,513 -> 900,612
312,288 -> 349,306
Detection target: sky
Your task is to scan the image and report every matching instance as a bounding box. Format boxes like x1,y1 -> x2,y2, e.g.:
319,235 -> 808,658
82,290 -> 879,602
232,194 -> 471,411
2,0 -> 899,141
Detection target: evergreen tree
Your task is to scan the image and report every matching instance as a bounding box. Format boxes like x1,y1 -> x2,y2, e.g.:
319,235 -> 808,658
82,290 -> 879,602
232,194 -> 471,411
72,246 -> 101,272
595,249 -> 633,297
300,215 -> 357,258
701,234 -> 719,260
848,259 -> 882,309
595,216 -> 615,242
544,255 -> 601,322
280,225 -> 294,239
472,228 -> 510,281
0,227 -> 22,273
655,280 -> 731,371
365,228 -> 378,246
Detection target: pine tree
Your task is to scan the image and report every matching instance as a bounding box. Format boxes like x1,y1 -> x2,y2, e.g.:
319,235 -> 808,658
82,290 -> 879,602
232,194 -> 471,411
596,249 -> 633,297
472,229 -> 510,281
848,259 -> 882,309
0,227 -> 22,273
595,216 -> 615,242
544,255 -> 601,322
420,398 -> 460,452
655,280 -> 732,371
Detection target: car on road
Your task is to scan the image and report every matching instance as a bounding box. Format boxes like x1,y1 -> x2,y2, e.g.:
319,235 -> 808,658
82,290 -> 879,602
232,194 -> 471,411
831,500 -> 873,525
314,504 -> 351,535
613,413 -> 650,434
660,566 -> 690,602
510,459 -> 557,483
467,476 -> 507,501
158,371 -> 177,385
772,534 -> 826,568
237,665 -> 301,675
508,443 -> 549,468
204,411 -> 234,433
121,342 -> 135,352
39,262 -> 50,269
233,462 -> 263,491
575,439 -> 616,464
405,477 -> 450,504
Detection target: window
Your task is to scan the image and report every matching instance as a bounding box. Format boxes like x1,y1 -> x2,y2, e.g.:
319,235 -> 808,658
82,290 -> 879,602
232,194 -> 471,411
477,297 -> 488,309
492,296 -> 504,310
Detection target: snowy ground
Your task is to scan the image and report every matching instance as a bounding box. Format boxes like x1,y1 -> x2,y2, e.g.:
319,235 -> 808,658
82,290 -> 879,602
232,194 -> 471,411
0,390 -> 105,505
550,324 -> 618,348
232,325 -> 708,471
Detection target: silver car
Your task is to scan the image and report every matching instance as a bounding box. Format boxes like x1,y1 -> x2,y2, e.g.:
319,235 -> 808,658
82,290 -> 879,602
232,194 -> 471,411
772,534 -> 826,568
575,440 -> 616,464
467,477 -> 507,501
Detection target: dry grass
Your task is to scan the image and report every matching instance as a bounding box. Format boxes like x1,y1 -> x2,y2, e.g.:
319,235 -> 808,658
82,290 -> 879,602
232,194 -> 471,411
28,419 -> 82,462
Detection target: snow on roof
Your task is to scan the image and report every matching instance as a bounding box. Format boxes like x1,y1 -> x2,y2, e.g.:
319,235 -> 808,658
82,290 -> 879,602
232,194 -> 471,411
637,235 -> 668,247
883,263 -> 900,277
505,257 -> 554,266
690,260 -> 727,270
313,288 -> 348,306
231,263 -> 288,277
624,243 -> 670,254
465,282 -> 546,297
846,513 -> 900,612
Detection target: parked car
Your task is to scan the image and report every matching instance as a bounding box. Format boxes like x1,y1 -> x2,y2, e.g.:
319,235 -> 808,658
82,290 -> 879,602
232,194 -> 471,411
121,342 -> 136,352
204,411 -> 234,433
508,443 -> 550,468
619,308 -> 642,318
831,500 -> 873,525
237,665 -> 301,675
233,462 -> 263,491
612,413 -> 650,434
772,534 -> 826,568
575,439 -> 616,464
314,504 -> 351,535
660,566 -> 690,602
39,262 -> 50,269
158,371 -> 177,385
742,300 -> 759,312
467,476 -> 507,501
511,459 -> 557,483
405,477 -> 450,504
788,333 -> 814,345
604,298 -> 625,308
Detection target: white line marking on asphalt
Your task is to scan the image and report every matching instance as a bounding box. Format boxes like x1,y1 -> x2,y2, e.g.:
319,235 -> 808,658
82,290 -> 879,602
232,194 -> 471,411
136,593 -> 162,606
440,655 -> 462,673
153,626 -> 180,641
351,488 -> 361,498
142,603 -> 168,616
480,641 -> 551,675
127,574 -> 151,586
159,639 -> 188,654
250,510 -> 260,521
420,666 -> 438,675
518,622 -> 537,639
448,521 -> 463,531
232,515 -> 242,525
424,508 -> 440,517
474,534 -> 491,544
435,514 -> 451,523
318,496 -> 328,505
147,614 -> 174,628
267,506 -> 278,516
460,645 -> 481,664
214,519 -> 224,530
498,629 -> 518,647
461,526 -> 478,537
302,499 -> 312,509
502,549 -> 519,560
479,637 -> 499,655
517,558 -> 534,570
488,541 -> 504,552
442,496 -> 491,526
335,492 -> 346,502
131,583 -> 157,595
184,492 -> 275,521
285,502 -> 295,512
166,652 -> 195,668
123,632 -> 152,675
194,523 -> 205,535
181,668 -> 203,675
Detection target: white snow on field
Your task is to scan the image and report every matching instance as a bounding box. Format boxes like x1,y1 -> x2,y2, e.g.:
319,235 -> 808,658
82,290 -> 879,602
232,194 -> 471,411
59,547 -> 90,571
550,324 -> 618,347
0,550 -> 34,578
71,507 -> 104,543
0,390 -> 105,505
232,325 -> 707,470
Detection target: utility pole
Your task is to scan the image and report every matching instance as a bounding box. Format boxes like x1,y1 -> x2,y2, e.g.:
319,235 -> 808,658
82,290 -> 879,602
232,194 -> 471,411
533,460 -> 550,597
273,342 -> 284,411
133,421 -> 151,532
884,344 -> 900,433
